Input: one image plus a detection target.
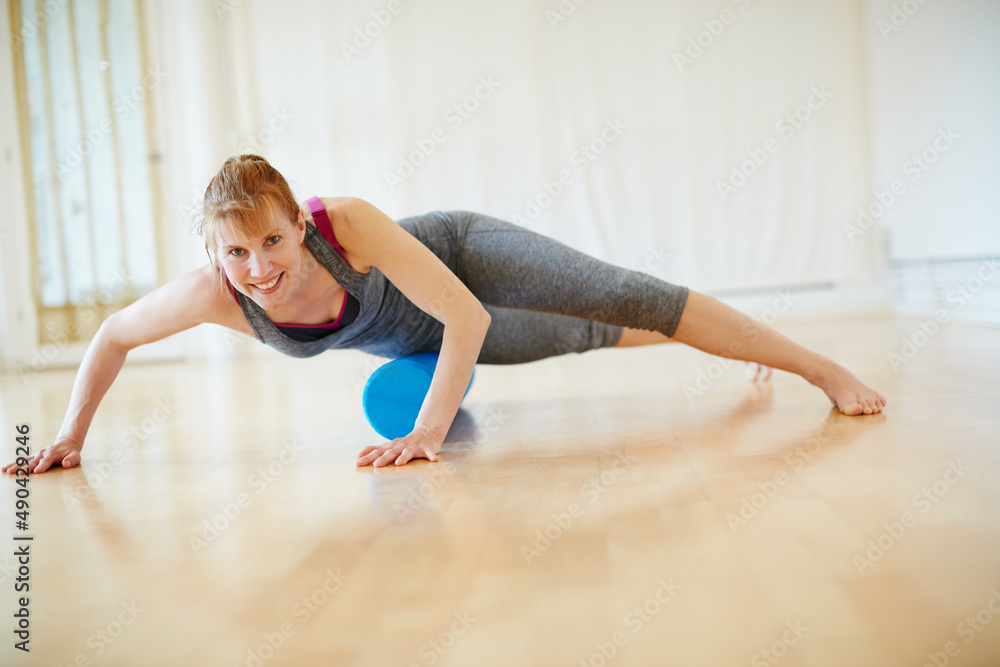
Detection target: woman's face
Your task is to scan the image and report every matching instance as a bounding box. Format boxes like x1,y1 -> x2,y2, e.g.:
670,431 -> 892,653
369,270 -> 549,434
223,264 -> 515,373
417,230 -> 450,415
215,210 -> 307,311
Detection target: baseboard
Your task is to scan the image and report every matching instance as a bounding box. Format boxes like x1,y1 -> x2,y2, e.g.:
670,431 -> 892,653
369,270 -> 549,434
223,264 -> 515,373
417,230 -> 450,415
888,255 -> 1000,327
706,280 -> 895,326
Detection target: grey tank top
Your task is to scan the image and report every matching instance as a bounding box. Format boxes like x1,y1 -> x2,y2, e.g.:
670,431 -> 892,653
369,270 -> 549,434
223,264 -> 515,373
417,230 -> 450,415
233,216 -> 449,360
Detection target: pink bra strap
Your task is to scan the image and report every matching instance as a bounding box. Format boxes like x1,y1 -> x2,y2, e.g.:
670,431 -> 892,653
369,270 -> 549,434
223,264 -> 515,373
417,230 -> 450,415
306,196 -> 347,260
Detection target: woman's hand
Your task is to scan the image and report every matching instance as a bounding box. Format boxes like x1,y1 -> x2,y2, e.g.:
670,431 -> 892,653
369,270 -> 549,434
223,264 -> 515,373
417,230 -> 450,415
2,437 -> 82,475
356,426 -> 443,468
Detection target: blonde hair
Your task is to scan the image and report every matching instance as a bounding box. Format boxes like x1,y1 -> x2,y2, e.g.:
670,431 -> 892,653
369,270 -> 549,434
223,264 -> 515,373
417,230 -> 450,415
196,154 -> 300,260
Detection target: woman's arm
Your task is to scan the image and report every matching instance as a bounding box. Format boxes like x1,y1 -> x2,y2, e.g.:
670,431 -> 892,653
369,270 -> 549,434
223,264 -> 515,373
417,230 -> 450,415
2,265 -> 241,475
332,199 -> 492,467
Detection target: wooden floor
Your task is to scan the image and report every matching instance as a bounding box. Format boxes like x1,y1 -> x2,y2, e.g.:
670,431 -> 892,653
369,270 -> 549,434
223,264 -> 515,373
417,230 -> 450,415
2,315 -> 999,667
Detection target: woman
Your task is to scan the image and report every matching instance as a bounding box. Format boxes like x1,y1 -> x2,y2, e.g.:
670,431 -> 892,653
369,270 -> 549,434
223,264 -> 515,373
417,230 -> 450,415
4,154 -> 885,474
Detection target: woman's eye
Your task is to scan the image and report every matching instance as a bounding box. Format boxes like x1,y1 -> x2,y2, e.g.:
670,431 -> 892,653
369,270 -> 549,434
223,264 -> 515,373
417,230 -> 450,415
230,248 -> 244,256
268,235 -> 281,244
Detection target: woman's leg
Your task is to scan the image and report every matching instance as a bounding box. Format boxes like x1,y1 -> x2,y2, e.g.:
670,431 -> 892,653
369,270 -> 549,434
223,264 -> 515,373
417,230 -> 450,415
618,291 -> 886,415
445,211 -> 885,415
616,322 -> 774,382
447,211 -> 689,337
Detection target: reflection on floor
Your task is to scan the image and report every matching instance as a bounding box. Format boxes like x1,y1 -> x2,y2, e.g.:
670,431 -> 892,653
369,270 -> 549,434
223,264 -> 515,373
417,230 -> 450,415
1,316 -> 998,667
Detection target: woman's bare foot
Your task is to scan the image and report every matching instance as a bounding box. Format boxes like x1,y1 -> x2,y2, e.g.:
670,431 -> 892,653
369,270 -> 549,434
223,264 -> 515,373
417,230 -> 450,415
744,362 -> 772,382
808,362 -> 887,416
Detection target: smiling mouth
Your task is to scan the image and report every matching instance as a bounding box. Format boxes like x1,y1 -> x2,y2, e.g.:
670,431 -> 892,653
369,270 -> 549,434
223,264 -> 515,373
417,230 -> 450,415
250,273 -> 282,292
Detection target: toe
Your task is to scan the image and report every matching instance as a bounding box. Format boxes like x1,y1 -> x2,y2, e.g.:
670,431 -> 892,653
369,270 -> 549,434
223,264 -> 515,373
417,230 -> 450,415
843,402 -> 864,416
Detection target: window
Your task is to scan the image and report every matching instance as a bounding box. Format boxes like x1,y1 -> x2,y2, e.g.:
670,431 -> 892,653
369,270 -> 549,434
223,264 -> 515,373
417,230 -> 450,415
14,0 -> 163,344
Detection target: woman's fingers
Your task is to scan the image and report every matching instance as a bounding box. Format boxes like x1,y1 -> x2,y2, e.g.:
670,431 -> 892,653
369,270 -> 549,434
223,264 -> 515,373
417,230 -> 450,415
355,448 -> 384,467
356,444 -> 402,467
356,443 -> 441,468
32,451 -> 55,474
3,440 -> 83,475
32,447 -> 71,474
3,453 -> 36,474
374,449 -> 399,467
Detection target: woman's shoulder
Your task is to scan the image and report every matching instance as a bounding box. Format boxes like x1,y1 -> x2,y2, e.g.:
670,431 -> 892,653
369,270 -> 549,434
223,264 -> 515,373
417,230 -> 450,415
300,196 -> 356,222
302,197 -> 373,274
179,264 -> 255,333
319,196 -> 357,212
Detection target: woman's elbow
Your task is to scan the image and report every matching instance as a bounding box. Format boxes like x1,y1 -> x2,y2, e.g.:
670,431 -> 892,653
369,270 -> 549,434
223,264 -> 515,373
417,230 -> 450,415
475,304 -> 491,328
449,300 -> 491,334
95,313 -> 134,353
470,302 -> 491,332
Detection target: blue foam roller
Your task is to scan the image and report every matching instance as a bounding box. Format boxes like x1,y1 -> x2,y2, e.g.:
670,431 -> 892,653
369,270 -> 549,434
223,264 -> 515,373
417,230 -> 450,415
362,352 -> 475,440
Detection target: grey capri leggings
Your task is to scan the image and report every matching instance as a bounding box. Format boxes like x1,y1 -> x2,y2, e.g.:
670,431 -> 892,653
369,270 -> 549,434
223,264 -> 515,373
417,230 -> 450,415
402,210 -> 689,365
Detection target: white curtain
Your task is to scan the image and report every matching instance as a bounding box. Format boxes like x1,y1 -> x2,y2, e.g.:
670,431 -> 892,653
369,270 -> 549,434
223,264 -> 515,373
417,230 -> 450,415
160,0 -> 876,294
20,0 -> 158,309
